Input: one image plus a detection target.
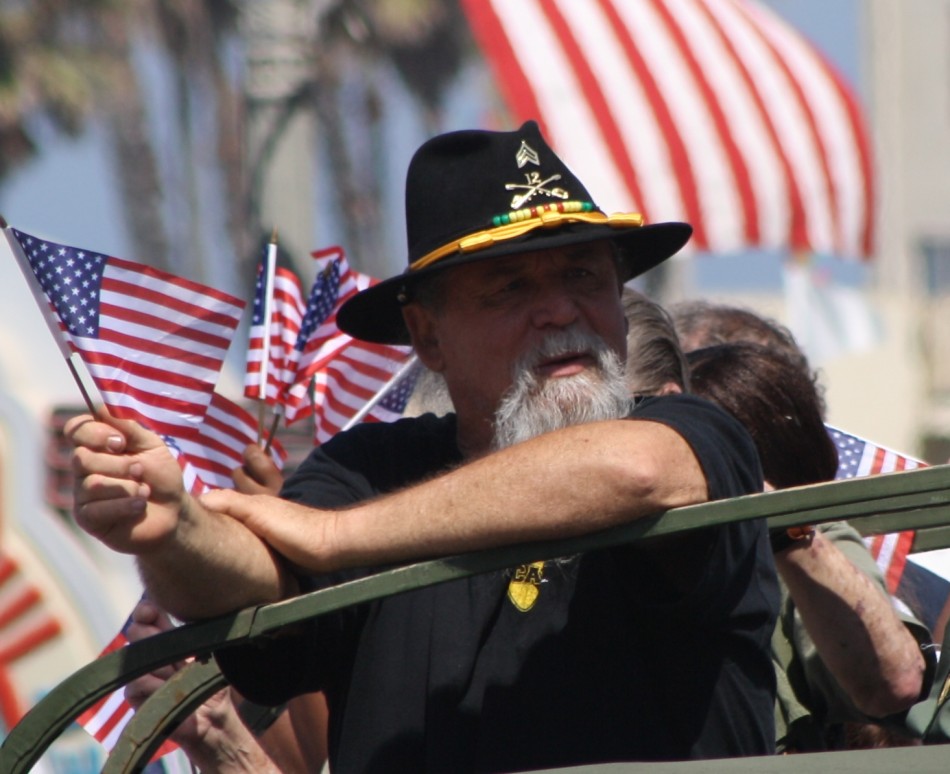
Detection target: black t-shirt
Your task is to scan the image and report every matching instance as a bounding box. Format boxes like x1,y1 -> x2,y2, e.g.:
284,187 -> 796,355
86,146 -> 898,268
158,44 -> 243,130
216,395 -> 777,772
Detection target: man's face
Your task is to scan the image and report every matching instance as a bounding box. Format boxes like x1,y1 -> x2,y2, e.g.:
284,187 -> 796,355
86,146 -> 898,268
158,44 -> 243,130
404,242 -> 628,453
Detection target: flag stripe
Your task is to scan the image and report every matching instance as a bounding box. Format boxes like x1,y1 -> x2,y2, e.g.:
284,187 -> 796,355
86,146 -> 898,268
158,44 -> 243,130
461,0 -> 874,258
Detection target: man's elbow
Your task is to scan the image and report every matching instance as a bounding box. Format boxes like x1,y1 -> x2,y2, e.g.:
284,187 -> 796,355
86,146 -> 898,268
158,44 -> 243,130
853,657 -> 926,718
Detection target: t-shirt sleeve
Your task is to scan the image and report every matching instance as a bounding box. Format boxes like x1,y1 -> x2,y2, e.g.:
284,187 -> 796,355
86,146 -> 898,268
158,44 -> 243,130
616,395 -> 773,626
631,394 -> 763,500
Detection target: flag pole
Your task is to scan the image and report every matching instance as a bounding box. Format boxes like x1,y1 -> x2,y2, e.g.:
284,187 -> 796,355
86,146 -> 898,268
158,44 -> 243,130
1,216 -> 100,414
342,354 -> 419,432
256,228 -> 279,442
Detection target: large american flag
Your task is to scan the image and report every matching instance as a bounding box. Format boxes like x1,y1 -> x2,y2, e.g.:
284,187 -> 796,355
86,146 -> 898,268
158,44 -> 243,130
244,258 -> 305,406
7,227 -> 244,440
462,0 -> 874,259
827,426 -> 950,631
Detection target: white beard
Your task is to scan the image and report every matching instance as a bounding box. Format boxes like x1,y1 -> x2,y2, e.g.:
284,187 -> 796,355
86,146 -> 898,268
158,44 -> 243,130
491,326 -> 632,451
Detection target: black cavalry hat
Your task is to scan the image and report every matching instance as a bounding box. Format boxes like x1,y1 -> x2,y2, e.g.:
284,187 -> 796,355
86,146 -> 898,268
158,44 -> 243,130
338,120 -> 692,344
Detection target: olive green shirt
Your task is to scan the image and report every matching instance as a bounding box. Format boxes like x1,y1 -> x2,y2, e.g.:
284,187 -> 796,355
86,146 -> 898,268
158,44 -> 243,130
772,521 -> 933,752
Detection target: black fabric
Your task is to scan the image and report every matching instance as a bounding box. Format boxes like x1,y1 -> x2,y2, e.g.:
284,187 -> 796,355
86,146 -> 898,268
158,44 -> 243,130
215,396 -> 778,772
336,121 -> 691,344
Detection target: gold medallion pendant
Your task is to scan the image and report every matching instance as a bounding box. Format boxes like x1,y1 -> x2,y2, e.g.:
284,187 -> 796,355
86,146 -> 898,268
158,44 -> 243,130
507,561 -> 545,612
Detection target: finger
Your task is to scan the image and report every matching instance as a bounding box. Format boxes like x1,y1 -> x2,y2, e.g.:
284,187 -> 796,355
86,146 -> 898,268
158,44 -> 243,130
65,412 -> 163,456
72,446 -> 150,486
74,466 -> 149,508
130,598 -> 162,627
235,444 -> 284,495
74,495 -> 148,544
232,465 -> 274,496
199,489 -> 260,523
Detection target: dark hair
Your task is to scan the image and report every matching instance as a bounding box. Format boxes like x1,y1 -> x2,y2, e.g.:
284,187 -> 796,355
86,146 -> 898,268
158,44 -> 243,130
623,288 -> 690,395
670,300 -> 825,417
687,342 -> 838,489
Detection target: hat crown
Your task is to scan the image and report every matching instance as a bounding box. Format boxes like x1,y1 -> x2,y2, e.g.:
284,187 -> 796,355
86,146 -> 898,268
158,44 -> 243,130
404,121 -> 597,267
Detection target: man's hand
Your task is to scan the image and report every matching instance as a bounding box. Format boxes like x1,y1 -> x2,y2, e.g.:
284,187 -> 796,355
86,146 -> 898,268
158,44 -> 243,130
66,412 -> 187,555
199,489 -> 335,574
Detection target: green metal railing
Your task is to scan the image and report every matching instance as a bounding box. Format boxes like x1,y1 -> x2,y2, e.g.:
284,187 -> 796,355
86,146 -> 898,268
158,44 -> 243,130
4,465 -> 950,772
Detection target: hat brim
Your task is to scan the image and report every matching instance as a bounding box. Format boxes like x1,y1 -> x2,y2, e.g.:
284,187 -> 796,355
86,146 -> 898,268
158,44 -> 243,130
338,221 -> 692,345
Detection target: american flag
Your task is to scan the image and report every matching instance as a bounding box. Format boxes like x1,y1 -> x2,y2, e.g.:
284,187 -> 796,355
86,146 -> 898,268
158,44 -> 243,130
829,425 -> 923,593
244,256 -> 305,406
461,0 -> 874,259
171,391 -> 287,494
75,617 -> 179,760
309,353 -> 421,444
281,248 -> 412,432
4,225 -> 267,758
7,227 -> 244,440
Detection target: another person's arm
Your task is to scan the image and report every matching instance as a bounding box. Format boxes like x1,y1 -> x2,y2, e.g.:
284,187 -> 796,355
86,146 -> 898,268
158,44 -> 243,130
124,600 -> 298,773
776,526 -> 928,717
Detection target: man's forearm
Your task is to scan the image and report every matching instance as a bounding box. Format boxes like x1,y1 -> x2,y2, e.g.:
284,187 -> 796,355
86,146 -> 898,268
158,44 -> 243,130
776,531 -> 926,717
139,497 -> 294,621
331,419 -> 707,571
205,420 -> 709,579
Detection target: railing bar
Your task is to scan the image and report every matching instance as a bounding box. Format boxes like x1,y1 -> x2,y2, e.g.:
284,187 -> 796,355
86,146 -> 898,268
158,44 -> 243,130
3,465 -> 949,772
910,525 -> 950,553
103,660 -> 226,774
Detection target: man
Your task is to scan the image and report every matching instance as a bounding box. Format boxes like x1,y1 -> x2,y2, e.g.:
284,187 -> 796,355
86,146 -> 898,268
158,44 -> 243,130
69,122 -> 777,771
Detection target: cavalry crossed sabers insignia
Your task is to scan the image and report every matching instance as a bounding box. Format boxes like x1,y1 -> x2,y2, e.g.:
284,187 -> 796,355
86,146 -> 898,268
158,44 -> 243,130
506,172 -> 569,210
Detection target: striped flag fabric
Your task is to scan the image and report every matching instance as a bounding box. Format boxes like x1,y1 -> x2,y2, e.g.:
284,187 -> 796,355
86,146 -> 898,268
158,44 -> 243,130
461,0 -> 874,258
244,259 -> 305,406
171,392 -> 287,494
0,554 -> 61,669
282,248 -> 412,430
829,425 -> 924,594
6,227 -> 244,440
309,351 -> 420,444
826,427 -> 950,632
283,247 -> 374,407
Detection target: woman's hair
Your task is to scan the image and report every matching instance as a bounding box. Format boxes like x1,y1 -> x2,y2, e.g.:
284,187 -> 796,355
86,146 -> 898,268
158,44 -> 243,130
623,288 -> 690,395
670,299 -> 826,418
687,342 -> 838,489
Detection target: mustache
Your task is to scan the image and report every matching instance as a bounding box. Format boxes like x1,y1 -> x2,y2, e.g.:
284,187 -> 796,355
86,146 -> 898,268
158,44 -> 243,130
514,327 -> 613,374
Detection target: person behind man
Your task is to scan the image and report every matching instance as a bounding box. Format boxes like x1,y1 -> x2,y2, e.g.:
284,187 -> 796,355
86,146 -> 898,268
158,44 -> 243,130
671,304 -> 933,751
671,300 -> 824,413
623,287 -> 689,398
68,121 -> 777,771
